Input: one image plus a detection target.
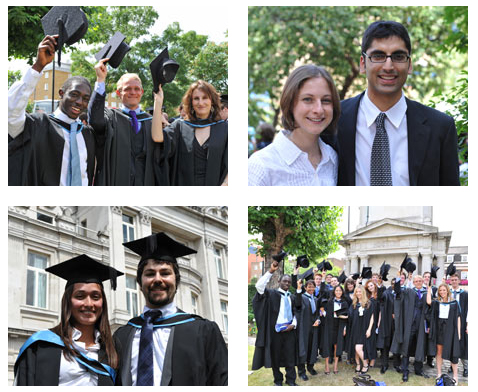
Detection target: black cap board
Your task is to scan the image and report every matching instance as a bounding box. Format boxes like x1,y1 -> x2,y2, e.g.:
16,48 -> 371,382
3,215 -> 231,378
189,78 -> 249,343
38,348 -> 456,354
446,261 -> 456,277
361,266 -> 372,279
380,261 -> 391,281
150,47 -> 180,93
220,94 -> 228,104
45,254 -> 124,290
403,260 -> 416,273
41,6 -> 89,67
272,250 -> 287,263
400,255 -> 411,271
296,255 -> 309,268
431,265 -> 440,279
123,232 -> 197,263
317,260 -> 332,272
335,307 -> 349,318
95,31 -> 131,69
338,271 -> 347,284
351,273 -> 360,280
298,267 -> 314,282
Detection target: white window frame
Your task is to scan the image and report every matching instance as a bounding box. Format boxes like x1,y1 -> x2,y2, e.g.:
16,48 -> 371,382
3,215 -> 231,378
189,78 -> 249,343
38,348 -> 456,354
191,292 -> 199,315
125,275 -> 139,318
220,300 -> 228,334
214,246 -> 226,279
122,213 -> 135,243
26,252 -> 49,309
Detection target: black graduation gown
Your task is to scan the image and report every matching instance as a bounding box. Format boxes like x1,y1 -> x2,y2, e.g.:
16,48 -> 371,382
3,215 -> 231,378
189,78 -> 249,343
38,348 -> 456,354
426,300 -> 461,361
8,113 -> 99,186
321,299 -> 348,358
14,339 -> 114,386
113,312 -> 227,386
162,118 -> 228,185
347,301 -> 375,359
294,291 -> 319,365
88,90 -> 162,185
390,283 -> 429,362
455,290 -> 468,359
376,287 -> 394,349
252,287 -> 300,370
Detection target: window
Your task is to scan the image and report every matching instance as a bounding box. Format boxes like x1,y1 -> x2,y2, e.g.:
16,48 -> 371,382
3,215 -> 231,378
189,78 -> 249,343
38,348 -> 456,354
214,247 -> 225,279
447,255 -> 454,263
44,83 -> 48,91
37,213 -> 53,224
191,293 -> 198,314
44,72 -> 49,79
125,275 -> 139,317
461,271 -> 468,280
122,214 -> 135,243
221,301 -> 228,334
461,254 -> 468,262
26,252 -> 48,308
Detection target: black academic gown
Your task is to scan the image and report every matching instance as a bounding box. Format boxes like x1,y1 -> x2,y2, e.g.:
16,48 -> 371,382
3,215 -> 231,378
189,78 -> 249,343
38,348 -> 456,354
162,118 -> 228,186
390,283 -> 429,362
8,113 -> 99,186
14,340 -> 114,386
113,312 -> 227,386
455,290 -> 468,359
294,291 -> 319,365
426,300 -> 461,361
252,287 -> 299,370
347,301 -> 375,359
376,287 -> 394,350
321,299 -> 348,358
88,91 -> 163,185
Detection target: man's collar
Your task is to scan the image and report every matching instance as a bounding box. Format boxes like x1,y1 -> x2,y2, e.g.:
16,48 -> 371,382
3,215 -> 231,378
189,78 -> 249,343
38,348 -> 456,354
143,301 -> 177,317
362,89 -> 407,129
121,104 -> 141,114
53,107 -> 80,125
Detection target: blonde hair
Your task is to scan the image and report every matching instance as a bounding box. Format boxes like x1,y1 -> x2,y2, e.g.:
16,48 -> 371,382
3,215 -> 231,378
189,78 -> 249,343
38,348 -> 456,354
116,73 -> 142,92
437,283 -> 452,302
352,285 -> 370,309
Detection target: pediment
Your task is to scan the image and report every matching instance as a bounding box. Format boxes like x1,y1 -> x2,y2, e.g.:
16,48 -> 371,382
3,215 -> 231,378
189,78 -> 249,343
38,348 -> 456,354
343,218 -> 438,240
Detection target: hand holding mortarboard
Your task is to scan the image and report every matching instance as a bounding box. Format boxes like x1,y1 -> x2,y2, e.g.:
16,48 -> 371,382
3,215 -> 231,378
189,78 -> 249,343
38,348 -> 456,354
32,35 -> 58,73
94,58 -> 110,84
269,260 -> 280,273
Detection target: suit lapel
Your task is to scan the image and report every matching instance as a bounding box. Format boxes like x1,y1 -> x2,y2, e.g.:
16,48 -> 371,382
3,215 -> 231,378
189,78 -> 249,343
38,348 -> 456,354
405,99 -> 431,186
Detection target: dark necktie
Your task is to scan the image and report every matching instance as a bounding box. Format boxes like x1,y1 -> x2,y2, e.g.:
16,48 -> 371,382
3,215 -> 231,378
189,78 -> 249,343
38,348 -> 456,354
370,112 -> 392,186
137,309 -> 162,386
129,110 -> 140,134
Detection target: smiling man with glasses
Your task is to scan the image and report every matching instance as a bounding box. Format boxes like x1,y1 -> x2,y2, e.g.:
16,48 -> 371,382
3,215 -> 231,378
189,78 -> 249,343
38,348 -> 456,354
337,20 -> 460,186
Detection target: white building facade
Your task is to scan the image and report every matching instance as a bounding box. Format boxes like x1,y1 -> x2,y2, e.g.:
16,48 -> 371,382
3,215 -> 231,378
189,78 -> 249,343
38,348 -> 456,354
8,206 -> 228,384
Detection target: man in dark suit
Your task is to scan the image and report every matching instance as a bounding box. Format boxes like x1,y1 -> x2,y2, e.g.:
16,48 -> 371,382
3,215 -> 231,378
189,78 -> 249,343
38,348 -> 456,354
337,20 -> 460,186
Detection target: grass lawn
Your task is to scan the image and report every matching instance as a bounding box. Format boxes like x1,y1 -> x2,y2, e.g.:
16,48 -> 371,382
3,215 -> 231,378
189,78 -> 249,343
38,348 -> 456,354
248,345 -> 467,386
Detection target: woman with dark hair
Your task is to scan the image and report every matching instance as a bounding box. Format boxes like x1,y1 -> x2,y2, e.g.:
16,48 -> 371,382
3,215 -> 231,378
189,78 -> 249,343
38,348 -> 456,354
321,285 -> 349,375
248,64 -> 340,186
14,255 -> 123,386
426,281 -> 461,385
344,278 -> 356,305
364,280 -> 379,368
151,81 -> 228,186
347,285 -> 375,375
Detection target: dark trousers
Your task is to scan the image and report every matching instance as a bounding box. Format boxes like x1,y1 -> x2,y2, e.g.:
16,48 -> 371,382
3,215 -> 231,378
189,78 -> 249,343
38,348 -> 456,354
271,330 -> 296,384
402,329 -> 423,374
297,363 -> 315,375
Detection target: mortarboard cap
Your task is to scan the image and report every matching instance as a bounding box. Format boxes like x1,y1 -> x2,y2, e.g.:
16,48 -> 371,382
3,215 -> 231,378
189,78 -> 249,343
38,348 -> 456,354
220,94 -> 228,104
361,266 -> 372,279
431,265 -> 440,279
317,260 -> 333,272
351,273 -> 360,280
298,267 -> 314,282
45,254 -> 123,290
150,47 -> 180,93
338,271 -> 347,284
400,255 -> 411,271
123,232 -> 197,263
380,261 -> 391,281
95,32 -> 131,69
296,255 -> 309,269
272,250 -> 287,263
41,7 -> 89,67
446,262 -> 456,277
403,260 -> 416,274
335,307 -> 349,318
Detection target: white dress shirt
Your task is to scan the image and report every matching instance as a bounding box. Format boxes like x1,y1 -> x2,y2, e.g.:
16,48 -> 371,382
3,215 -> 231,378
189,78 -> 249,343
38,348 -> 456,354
355,91 -> 409,186
131,302 -> 177,386
248,130 -> 338,186
58,328 -> 100,386
9,67 -> 88,186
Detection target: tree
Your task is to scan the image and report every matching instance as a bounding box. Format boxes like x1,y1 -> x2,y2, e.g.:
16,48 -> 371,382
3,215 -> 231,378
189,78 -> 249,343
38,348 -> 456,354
8,70 -> 22,89
249,6 -> 467,129
248,206 -> 343,288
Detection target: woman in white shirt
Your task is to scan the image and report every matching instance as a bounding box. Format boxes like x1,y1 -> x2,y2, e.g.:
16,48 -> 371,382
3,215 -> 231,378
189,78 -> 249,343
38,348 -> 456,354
426,282 -> 461,385
248,64 -> 340,186
14,255 -> 122,386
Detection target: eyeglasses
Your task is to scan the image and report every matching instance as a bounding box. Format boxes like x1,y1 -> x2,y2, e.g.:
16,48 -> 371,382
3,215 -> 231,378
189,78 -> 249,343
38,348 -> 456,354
362,52 -> 410,63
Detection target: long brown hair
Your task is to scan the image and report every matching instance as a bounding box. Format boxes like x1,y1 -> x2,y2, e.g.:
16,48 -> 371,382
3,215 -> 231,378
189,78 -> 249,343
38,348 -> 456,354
50,283 -> 118,369
182,80 -> 222,122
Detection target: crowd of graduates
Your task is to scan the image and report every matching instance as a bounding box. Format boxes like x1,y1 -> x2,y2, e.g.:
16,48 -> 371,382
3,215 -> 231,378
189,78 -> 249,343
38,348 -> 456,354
252,255 -> 468,386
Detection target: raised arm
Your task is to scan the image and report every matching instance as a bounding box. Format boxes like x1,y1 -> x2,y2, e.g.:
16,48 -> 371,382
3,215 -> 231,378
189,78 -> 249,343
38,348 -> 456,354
151,85 -> 165,143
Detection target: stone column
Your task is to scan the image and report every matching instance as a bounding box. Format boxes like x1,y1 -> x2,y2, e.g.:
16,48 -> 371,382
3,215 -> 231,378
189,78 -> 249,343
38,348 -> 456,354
421,253 -> 432,276
436,255 -> 446,283
351,256 -> 359,274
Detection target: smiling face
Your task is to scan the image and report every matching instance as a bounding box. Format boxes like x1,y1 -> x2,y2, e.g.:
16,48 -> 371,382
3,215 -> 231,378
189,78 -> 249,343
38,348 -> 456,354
334,285 -> 343,299
305,282 -> 315,295
360,35 -> 412,108
59,81 -> 91,120
367,281 -> 375,293
70,283 -> 103,327
438,285 -> 448,301
140,260 -> 177,308
292,77 -> 333,135
191,88 -> 212,119
279,275 -> 292,292
413,276 -> 424,290
117,76 -> 144,110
